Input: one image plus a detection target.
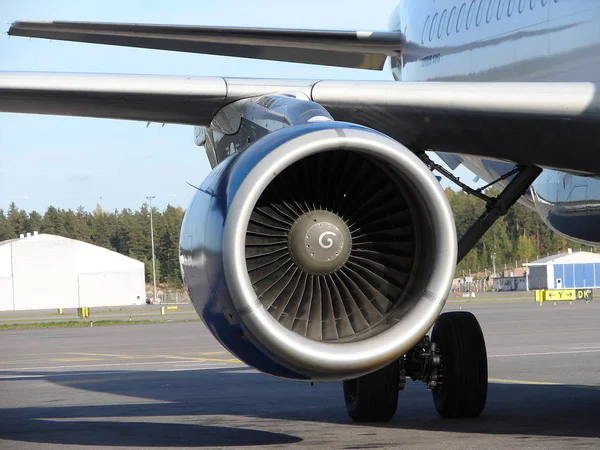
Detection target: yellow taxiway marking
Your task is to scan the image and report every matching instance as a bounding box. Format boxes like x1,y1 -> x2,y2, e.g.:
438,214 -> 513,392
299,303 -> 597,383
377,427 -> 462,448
0,359 -> 245,372
159,355 -> 240,363
50,358 -> 104,362
180,351 -> 230,356
67,352 -> 240,363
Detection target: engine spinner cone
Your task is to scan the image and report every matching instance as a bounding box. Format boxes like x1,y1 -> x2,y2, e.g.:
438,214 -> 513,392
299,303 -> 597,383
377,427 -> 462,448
288,210 -> 351,275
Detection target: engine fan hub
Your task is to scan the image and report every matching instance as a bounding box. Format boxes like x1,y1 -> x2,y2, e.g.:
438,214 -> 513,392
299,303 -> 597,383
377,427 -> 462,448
288,210 -> 351,275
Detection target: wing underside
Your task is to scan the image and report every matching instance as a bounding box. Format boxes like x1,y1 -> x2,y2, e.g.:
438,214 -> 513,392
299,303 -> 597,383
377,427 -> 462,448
8,21 -> 403,70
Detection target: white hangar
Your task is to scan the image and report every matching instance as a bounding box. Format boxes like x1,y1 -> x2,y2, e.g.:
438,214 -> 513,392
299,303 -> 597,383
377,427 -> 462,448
524,250 -> 600,290
0,233 -> 145,311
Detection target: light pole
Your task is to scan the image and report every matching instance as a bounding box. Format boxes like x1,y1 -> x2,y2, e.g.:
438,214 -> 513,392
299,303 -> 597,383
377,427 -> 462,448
147,196 -> 158,303
492,252 -> 497,278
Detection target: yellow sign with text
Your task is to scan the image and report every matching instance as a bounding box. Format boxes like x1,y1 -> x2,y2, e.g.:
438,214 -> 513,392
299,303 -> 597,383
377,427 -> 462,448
544,289 -> 577,301
535,289 -> 593,304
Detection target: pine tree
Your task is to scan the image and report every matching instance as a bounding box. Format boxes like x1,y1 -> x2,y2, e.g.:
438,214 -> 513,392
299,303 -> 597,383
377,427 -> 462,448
41,206 -> 67,236
73,206 -> 92,242
7,203 -> 28,236
0,210 -> 16,241
158,205 -> 184,285
25,211 -> 43,234
89,206 -> 115,250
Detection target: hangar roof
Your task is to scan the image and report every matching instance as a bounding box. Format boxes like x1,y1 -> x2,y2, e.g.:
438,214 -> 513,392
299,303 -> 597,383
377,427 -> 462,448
0,237 -> 20,247
0,233 -> 143,273
524,251 -> 600,267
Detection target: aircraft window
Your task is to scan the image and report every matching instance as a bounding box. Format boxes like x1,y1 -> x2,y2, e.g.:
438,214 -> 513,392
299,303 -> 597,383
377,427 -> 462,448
430,13 -> 439,41
467,1 -> 476,30
497,0 -> 505,19
487,0 -> 497,23
519,0 -> 526,13
447,6 -> 457,35
530,0 -> 537,9
457,3 -> 466,32
476,0 -> 486,27
439,10 -> 448,38
507,0 -> 516,16
422,15 -> 431,44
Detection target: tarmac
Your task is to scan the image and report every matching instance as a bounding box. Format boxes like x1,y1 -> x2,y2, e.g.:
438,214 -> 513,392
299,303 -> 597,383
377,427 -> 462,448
0,298 -> 599,449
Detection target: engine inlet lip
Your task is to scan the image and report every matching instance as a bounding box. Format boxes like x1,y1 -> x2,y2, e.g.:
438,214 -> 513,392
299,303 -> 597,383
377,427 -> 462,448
223,122 -> 457,380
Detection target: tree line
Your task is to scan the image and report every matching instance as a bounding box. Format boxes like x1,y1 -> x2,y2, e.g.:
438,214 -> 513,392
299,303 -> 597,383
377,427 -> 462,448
0,188 -> 590,283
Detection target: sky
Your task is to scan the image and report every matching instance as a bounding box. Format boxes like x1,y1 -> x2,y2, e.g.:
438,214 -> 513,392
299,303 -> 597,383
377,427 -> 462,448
0,0 -> 477,214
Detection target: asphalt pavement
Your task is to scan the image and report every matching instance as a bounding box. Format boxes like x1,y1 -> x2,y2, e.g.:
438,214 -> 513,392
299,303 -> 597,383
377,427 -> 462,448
0,299 -> 599,449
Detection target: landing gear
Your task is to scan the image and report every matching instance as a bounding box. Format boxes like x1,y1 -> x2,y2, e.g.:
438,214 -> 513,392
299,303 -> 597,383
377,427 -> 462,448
343,360 -> 399,422
342,163 -> 542,423
431,312 -> 487,418
342,312 -> 487,422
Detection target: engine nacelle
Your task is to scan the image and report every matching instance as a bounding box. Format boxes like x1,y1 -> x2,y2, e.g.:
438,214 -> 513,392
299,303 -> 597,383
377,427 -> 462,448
180,121 -> 457,381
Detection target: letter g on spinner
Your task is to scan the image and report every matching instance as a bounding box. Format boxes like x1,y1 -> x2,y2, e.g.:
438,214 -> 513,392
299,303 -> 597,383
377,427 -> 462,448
318,231 -> 337,249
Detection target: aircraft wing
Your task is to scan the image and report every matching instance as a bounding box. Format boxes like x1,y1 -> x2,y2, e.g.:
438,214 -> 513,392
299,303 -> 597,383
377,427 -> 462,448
0,72 -> 315,125
8,21 -> 402,70
2,72 -> 600,175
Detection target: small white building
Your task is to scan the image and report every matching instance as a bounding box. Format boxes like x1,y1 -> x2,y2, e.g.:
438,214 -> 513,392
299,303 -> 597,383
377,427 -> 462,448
492,276 -> 527,292
524,250 -> 600,290
0,233 -> 145,311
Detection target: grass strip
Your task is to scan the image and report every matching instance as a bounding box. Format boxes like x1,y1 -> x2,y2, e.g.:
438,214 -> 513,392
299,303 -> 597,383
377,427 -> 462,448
0,318 -> 200,331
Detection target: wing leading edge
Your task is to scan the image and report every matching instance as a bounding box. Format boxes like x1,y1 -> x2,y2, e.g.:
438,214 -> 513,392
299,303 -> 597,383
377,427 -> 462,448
2,72 -> 600,175
8,21 -> 403,70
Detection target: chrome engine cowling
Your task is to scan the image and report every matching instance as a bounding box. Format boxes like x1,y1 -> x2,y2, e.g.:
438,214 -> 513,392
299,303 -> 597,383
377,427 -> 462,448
180,120 -> 457,381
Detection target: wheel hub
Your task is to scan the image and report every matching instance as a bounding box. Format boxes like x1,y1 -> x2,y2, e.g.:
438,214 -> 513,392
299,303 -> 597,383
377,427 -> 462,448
288,210 -> 351,275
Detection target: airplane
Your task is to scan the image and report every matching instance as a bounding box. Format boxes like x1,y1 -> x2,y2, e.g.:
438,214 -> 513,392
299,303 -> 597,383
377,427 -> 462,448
2,0 -> 600,423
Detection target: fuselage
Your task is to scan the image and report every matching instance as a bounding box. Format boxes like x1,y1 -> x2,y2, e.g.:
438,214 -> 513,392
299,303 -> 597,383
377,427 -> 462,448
390,0 -> 600,245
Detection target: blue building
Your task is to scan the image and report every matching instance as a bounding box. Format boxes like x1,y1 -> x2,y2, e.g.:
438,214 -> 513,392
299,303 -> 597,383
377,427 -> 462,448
524,250 -> 600,290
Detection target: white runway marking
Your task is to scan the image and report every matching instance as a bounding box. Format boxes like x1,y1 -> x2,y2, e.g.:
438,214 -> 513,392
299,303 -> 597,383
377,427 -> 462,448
0,374 -> 46,379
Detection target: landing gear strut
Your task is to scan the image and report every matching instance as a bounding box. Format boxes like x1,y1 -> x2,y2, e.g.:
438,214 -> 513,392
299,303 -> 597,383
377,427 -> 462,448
342,164 -> 542,423
343,312 -> 486,422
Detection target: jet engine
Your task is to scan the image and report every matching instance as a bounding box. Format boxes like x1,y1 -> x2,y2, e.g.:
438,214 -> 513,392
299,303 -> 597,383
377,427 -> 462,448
180,121 -> 457,381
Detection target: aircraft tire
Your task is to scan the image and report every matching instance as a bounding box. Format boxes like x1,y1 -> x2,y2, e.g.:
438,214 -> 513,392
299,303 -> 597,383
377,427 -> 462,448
431,311 -> 488,418
343,360 -> 399,422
